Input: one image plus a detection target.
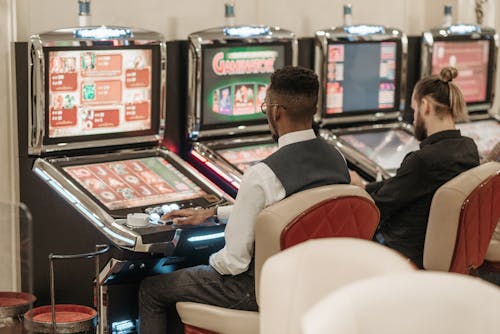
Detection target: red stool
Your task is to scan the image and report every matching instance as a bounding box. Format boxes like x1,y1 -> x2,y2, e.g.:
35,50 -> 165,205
24,245 -> 109,333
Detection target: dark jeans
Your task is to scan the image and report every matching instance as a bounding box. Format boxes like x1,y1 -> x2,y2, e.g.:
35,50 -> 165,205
139,264 -> 258,334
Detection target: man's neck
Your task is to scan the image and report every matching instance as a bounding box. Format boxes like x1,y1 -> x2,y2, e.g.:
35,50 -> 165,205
425,118 -> 456,137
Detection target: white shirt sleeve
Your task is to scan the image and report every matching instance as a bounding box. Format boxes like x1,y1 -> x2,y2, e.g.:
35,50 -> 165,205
209,163 -> 285,275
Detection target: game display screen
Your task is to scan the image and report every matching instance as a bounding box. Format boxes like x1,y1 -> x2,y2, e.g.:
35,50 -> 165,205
63,157 -> 207,210
325,41 -> 399,115
457,120 -> 500,158
201,44 -> 286,128
340,129 -> 419,173
217,143 -> 278,172
431,40 -> 490,103
47,47 -> 157,139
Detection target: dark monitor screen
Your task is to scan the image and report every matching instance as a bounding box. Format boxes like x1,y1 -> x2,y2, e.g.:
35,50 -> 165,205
63,157 -> 207,210
216,143 -> 278,173
457,120 -> 500,158
324,41 -> 400,116
201,44 -> 288,130
340,129 -> 419,173
431,40 -> 491,104
44,45 -> 161,144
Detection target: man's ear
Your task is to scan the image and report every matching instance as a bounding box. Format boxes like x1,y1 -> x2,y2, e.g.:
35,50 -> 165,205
421,98 -> 432,116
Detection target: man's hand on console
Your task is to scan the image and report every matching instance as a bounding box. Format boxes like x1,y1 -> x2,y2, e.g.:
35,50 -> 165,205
161,207 -> 216,226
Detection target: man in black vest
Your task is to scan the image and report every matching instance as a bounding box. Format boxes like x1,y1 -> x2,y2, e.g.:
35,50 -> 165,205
138,66 -> 350,334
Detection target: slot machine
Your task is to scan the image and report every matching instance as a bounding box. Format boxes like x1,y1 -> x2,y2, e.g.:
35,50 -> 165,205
17,26 -> 233,333
421,24 -> 499,160
315,25 -> 419,180
185,26 -> 297,196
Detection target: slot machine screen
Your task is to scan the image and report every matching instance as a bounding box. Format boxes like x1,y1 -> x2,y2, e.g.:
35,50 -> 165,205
457,120 -> 500,158
340,129 -> 419,173
431,40 -> 491,104
45,46 -> 161,144
201,44 -> 288,130
63,157 -> 207,210
216,143 -> 278,172
324,41 -> 401,116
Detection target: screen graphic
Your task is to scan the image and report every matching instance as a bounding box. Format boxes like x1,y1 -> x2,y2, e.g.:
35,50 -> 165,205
431,40 -> 490,103
202,45 -> 286,127
217,143 -> 278,172
457,120 -> 500,158
325,42 -> 398,114
48,48 -> 153,138
340,129 -> 419,173
64,157 -> 207,210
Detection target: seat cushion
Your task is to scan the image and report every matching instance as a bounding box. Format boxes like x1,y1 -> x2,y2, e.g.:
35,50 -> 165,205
176,302 -> 258,334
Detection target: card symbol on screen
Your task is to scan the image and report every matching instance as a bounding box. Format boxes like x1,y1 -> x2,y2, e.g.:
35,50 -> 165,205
83,84 -> 96,101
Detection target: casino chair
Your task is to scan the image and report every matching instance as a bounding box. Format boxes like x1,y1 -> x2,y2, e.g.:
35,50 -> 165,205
176,184 -> 382,334
423,161 -> 500,274
301,271 -> 500,334
259,238 -> 416,334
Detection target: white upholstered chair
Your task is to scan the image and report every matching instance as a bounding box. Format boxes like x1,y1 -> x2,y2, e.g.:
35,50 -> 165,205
301,271 -> 500,334
423,161 -> 500,274
259,238 -> 416,334
176,184 -> 381,334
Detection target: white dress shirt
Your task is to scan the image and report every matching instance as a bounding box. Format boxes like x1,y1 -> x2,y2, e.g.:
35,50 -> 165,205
209,129 -> 317,275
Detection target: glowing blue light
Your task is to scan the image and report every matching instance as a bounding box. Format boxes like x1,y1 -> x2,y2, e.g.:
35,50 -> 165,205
344,25 -> 385,35
111,319 -> 135,332
223,26 -> 270,37
187,232 -> 225,242
74,27 -> 133,40
449,25 -> 480,34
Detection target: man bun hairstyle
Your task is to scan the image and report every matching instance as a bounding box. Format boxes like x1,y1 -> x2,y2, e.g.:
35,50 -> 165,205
414,66 -> 468,122
269,66 -> 319,120
439,66 -> 458,83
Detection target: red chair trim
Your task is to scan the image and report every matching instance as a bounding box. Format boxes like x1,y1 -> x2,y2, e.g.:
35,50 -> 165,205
184,324 -> 219,334
449,172 -> 500,274
280,195 -> 380,250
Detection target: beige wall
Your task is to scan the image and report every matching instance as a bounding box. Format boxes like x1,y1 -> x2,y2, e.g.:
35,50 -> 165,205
0,0 -> 498,289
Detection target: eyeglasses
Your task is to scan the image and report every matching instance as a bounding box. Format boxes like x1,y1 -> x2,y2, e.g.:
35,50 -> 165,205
260,102 -> 287,114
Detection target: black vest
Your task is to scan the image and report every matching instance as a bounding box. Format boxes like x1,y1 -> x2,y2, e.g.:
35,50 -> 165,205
262,137 -> 350,197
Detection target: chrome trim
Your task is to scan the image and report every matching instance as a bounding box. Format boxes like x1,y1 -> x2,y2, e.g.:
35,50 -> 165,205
29,37 -> 45,155
321,122 -> 415,180
420,25 -> 498,113
314,25 -> 407,125
28,26 -> 165,154
187,25 -> 297,140
41,135 -> 161,153
192,142 -> 243,186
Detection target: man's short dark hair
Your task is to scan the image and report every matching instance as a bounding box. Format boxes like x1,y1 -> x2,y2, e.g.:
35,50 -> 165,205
269,66 -> 319,120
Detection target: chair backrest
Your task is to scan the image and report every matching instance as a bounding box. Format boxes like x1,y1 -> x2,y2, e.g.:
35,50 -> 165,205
424,161 -> 500,273
259,238 -> 416,334
254,184 -> 380,301
301,272 -> 500,334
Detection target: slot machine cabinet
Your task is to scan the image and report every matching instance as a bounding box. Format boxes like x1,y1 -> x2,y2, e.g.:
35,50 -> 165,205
185,26 -> 297,197
421,24 -> 499,160
17,26 -> 233,334
315,25 -> 419,180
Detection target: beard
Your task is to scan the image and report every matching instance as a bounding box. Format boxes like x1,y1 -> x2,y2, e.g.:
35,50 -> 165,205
414,114 -> 428,141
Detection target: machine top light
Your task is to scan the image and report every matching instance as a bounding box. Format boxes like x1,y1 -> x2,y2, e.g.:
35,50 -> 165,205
223,26 -> 270,38
344,25 -> 385,35
449,24 -> 480,35
74,26 -> 133,40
